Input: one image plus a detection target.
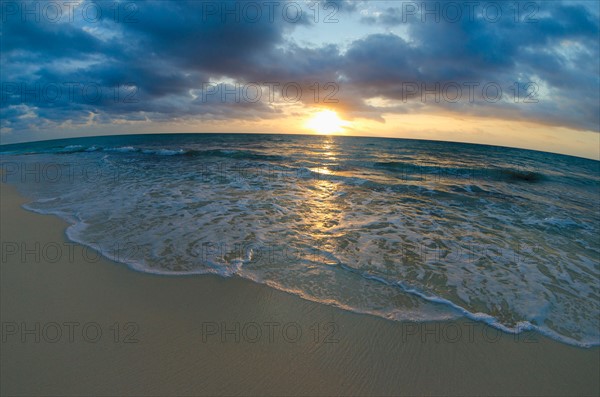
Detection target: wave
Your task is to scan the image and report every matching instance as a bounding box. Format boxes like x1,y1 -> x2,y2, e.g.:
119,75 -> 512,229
18,198 -> 600,348
5,134 -> 598,349
341,266 -> 598,348
2,144 -> 286,162
373,161 -> 545,183
184,149 -> 286,162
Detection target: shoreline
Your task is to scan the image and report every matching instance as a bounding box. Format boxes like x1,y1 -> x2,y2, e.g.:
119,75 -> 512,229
15,181 -> 599,350
2,182 -> 599,396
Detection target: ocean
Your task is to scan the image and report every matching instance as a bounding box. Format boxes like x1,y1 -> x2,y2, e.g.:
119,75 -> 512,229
1,133 -> 598,347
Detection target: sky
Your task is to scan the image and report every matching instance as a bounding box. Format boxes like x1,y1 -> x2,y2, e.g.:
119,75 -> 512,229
1,0 -> 599,159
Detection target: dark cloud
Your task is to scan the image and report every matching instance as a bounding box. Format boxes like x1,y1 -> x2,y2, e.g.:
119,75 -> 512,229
349,1 -> 599,130
1,0 -> 598,141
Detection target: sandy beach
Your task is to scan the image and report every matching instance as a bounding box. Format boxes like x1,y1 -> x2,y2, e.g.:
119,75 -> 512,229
1,182 -> 598,396
3,0 -> 599,394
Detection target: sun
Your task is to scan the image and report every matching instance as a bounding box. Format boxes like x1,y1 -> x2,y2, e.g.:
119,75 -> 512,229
305,110 -> 349,135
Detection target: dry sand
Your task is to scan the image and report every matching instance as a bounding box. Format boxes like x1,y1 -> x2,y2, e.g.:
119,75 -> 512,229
1,183 -> 598,396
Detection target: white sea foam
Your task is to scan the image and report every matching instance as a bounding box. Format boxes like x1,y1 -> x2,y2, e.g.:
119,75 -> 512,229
5,135 -> 600,347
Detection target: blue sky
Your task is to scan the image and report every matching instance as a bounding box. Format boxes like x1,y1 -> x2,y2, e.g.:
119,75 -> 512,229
1,0 -> 599,158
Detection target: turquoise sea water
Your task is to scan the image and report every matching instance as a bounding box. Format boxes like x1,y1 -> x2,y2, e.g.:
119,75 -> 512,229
2,133 -> 599,346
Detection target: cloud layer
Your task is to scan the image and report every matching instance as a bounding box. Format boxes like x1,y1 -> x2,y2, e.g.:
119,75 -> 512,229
1,0 -> 598,141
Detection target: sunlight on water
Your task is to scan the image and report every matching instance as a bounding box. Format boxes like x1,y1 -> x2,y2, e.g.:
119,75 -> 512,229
2,134 -> 599,347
